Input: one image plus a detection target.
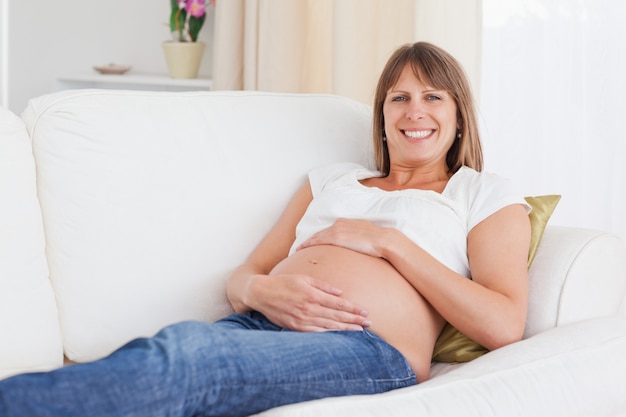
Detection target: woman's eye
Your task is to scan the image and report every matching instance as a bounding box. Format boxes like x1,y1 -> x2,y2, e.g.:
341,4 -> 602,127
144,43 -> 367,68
391,96 -> 408,102
426,95 -> 441,101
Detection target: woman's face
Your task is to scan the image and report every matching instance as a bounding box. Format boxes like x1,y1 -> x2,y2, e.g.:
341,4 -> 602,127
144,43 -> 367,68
382,64 -> 458,171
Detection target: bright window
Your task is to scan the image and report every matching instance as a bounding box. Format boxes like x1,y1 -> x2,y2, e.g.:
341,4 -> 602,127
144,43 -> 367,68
480,0 -> 626,242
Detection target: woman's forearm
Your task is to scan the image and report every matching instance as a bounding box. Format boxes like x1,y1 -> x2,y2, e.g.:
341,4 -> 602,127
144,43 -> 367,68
384,239 -> 525,349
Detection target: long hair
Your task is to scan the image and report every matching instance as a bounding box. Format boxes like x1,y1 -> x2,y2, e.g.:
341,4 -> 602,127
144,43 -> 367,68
372,42 -> 483,175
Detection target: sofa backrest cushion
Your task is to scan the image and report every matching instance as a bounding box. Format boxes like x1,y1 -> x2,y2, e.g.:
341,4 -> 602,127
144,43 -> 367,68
0,107 -> 63,378
22,90 -> 373,362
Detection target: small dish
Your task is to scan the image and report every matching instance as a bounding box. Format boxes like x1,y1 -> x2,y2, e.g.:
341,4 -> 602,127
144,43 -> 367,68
93,64 -> 131,75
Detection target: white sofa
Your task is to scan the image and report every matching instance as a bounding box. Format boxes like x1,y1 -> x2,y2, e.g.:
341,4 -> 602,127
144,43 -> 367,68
1,89 -> 626,416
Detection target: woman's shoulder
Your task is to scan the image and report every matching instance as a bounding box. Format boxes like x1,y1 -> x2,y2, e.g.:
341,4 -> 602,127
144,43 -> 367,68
452,165 -> 503,180
308,162 -> 374,195
447,166 -> 529,230
448,166 -> 513,193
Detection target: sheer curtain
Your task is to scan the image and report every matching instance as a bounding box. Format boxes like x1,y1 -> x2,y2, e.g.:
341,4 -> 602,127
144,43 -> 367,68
480,0 -> 626,242
211,0 -> 482,104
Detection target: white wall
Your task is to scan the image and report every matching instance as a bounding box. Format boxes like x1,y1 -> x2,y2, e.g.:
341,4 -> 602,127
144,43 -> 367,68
0,0 -> 7,108
7,0 -> 214,113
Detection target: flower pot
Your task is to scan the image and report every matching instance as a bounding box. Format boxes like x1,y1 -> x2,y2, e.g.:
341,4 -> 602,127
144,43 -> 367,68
162,41 -> 206,79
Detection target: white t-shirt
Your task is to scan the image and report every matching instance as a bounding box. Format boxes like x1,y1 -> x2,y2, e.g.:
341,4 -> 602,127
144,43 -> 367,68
290,162 -> 529,279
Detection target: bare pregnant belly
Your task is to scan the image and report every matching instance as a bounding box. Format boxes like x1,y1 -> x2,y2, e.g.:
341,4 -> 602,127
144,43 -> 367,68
270,245 -> 445,380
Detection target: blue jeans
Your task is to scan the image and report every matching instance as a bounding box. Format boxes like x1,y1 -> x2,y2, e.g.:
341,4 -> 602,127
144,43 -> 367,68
0,312 -> 417,417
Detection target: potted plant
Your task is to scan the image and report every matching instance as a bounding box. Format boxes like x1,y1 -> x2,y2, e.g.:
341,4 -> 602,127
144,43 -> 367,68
162,0 -> 216,78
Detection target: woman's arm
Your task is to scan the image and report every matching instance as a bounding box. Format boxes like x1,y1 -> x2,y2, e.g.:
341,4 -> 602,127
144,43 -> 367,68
226,182 -> 371,332
393,204 -> 530,349
297,204 -> 531,349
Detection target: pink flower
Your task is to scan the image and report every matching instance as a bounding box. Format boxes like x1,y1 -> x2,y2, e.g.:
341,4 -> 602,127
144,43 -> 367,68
185,0 -> 205,18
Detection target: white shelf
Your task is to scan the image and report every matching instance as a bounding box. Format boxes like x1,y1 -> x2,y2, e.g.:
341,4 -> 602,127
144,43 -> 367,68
54,73 -> 213,92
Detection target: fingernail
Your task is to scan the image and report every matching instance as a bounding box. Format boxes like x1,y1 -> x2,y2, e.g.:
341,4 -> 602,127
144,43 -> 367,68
362,319 -> 372,327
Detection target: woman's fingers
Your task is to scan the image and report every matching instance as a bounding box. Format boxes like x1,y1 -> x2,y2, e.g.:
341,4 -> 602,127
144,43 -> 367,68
252,274 -> 370,332
297,218 -> 386,257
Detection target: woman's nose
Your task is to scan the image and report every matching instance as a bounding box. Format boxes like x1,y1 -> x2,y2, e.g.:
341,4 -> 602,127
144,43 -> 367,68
405,104 -> 424,120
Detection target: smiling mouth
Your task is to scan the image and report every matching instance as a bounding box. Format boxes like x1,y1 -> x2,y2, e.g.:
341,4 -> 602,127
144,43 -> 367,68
403,129 -> 434,139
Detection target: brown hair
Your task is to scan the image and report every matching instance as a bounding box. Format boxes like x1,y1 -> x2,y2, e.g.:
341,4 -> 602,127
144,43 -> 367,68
372,42 -> 483,175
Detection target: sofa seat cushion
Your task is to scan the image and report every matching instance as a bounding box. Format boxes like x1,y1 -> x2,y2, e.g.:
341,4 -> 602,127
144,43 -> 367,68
255,316 -> 626,417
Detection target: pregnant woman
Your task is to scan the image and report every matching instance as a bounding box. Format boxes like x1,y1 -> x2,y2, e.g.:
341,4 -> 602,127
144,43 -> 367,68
0,42 -> 531,417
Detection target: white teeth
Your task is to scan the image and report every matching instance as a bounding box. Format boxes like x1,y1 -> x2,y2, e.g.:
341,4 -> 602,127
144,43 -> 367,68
404,130 -> 432,139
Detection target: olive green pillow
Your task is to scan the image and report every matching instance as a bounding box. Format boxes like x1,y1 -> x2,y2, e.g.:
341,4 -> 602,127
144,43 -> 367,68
432,195 -> 561,363
525,195 -> 562,266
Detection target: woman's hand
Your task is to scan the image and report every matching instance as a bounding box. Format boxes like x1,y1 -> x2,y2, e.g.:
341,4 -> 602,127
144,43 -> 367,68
297,218 -> 390,258
244,273 -> 371,332
227,184 -> 371,332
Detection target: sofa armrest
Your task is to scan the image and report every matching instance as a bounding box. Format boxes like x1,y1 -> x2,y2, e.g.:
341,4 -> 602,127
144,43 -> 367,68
256,316 -> 626,417
525,225 -> 626,338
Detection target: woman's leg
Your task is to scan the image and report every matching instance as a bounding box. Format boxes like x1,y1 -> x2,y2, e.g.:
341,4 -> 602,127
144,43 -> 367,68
0,312 -> 416,417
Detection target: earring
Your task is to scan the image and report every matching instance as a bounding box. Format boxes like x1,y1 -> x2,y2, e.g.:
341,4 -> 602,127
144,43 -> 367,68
382,130 -> 387,141
456,130 -> 462,139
